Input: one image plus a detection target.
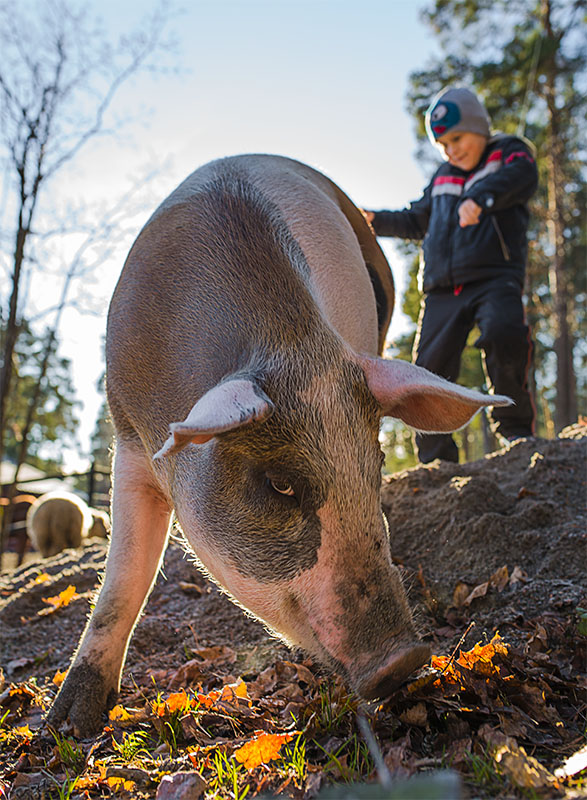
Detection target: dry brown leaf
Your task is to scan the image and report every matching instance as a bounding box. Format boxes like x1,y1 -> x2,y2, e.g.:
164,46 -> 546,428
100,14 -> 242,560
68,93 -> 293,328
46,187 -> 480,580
463,581 -> 489,606
452,581 -> 471,608
525,623 -> 548,655
509,565 -> 529,585
493,739 -> 558,791
446,736 -> 472,766
399,702 -> 428,728
167,660 -> 207,689
489,565 -> 509,592
196,678 -> 250,710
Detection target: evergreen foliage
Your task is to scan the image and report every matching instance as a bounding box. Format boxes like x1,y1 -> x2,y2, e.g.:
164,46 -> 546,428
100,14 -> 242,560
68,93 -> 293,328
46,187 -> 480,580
3,322 -> 79,470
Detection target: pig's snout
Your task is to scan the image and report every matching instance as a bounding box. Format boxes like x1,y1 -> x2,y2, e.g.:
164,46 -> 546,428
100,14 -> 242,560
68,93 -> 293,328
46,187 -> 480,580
355,642 -> 431,701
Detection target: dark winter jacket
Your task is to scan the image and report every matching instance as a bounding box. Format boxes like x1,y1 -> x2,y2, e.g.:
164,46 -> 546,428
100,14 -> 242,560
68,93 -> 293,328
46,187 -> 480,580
370,134 -> 538,293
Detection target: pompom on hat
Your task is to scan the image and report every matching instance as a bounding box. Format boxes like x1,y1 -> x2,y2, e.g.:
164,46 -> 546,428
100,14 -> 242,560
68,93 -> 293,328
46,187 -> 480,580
425,87 -> 491,143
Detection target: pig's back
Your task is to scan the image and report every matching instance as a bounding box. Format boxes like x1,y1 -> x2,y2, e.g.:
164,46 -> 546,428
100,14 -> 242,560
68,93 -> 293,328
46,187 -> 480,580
106,155 -> 390,450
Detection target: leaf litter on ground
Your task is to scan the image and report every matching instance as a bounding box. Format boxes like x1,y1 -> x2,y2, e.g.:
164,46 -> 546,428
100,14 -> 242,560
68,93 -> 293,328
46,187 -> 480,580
1,613 -> 585,800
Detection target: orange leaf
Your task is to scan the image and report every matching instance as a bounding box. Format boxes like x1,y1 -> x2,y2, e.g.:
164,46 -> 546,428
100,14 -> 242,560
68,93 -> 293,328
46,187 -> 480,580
34,572 -> 50,584
456,633 -> 508,675
40,584 -> 78,614
165,690 -> 194,713
109,704 -> 132,721
430,655 -> 451,671
219,679 -> 250,706
234,731 -> 295,770
151,689 -> 196,717
13,724 -> 33,740
52,669 -> 67,686
107,776 -> 136,791
196,679 -> 249,710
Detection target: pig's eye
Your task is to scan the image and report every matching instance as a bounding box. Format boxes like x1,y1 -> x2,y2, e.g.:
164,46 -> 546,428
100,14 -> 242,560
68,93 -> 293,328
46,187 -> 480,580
268,478 -> 296,497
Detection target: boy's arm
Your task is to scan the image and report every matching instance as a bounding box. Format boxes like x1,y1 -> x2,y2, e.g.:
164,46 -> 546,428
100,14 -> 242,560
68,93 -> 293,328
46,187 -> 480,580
463,139 -> 538,214
366,185 -> 431,240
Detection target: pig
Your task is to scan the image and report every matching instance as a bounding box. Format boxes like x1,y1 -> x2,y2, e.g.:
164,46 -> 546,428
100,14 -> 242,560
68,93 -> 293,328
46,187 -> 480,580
48,154 -> 511,736
27,492 -> 93,558
87,508 -> 111,540
27,493 -> 110,557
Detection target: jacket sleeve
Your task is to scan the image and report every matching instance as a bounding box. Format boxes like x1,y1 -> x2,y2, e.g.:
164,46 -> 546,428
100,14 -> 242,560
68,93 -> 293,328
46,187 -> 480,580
370,184 -> 432,240
463,138 -> 538,214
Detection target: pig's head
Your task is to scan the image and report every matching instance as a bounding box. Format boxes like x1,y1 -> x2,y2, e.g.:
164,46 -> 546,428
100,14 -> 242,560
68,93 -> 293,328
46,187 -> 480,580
154,347 -> 511,700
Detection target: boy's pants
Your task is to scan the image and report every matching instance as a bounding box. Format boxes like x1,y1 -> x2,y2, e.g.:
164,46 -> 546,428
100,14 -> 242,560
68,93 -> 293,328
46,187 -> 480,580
413,276 -> 535,464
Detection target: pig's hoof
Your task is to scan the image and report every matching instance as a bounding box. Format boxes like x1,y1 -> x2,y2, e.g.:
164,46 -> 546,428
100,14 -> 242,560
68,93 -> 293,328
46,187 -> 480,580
47,662 -> 118,739
359,642 -> 431,700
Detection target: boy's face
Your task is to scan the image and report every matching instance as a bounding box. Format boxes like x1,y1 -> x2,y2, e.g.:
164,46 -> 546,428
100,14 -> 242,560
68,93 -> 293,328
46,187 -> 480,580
437,131 -> 487,172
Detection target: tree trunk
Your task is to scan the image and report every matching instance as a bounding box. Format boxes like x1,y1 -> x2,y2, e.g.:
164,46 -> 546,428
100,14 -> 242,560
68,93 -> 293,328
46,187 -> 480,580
0,221 -> 28,467
542,0 -> 577,432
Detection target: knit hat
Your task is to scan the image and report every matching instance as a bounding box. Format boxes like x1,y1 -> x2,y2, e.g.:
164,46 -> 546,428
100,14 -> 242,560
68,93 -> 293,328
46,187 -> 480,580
425,87 -> 491,143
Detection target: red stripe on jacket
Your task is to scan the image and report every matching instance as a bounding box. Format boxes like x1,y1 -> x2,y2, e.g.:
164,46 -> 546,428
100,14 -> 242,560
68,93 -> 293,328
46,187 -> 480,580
505,151 -> 535,165
433,175 -> 466,186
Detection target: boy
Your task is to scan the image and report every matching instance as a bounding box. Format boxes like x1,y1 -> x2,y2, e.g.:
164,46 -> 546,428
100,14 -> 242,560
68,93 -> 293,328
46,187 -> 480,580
365,86 -> 538,463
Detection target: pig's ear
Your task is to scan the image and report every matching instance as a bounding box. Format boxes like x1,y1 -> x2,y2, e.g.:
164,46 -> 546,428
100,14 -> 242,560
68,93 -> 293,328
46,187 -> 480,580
154,378 -> 273,459
359,356 -> 512,432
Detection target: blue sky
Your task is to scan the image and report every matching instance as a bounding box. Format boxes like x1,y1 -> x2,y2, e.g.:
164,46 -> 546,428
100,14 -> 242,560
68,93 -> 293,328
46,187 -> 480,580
42,0 -> 442,468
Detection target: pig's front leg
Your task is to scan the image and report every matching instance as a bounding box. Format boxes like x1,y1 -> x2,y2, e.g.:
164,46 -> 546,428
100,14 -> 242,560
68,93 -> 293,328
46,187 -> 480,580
48,442 -> 172,737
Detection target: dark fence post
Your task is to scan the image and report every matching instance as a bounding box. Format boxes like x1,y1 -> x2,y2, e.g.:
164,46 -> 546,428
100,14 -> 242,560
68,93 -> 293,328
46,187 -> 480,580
87,460 -> 96,508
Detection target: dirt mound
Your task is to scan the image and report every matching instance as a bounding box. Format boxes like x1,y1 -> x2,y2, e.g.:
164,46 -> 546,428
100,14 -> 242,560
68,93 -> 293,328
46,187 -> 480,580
382,425 -> 586,653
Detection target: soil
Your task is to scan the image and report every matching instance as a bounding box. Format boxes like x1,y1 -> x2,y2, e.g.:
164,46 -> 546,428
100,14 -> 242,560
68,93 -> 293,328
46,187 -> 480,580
1,425 -> 585,694
0,425 -> 585,797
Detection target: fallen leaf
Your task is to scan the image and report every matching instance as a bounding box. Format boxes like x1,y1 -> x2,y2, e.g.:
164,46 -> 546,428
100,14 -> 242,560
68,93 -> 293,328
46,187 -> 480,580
191,645 -> 236,664
33,573 -> 50,584
6,658 -> 34,674
152,689 -> 196,717
463,581 -> 489,606
456,633 -> 508,675
109,704 -> 133,722
452,581 -> 471,608
489,565 -> 509,592
168,659 -> 206,688
509,566 -> 529,585
52,669 -> 67,687
493,738 -> 558,790
196,679 -> 250,711
399,702 -> 428,728
107,776 -> 137,791
39,585 -> 78,614
525,623 -> 548,655
234,731 -> 294,770
13,724 -> 33,741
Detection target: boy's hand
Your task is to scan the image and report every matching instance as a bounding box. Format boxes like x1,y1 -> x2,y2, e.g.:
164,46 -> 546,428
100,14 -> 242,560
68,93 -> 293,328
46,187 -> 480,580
363,209 -> 375,223
458,198 -> 482,227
